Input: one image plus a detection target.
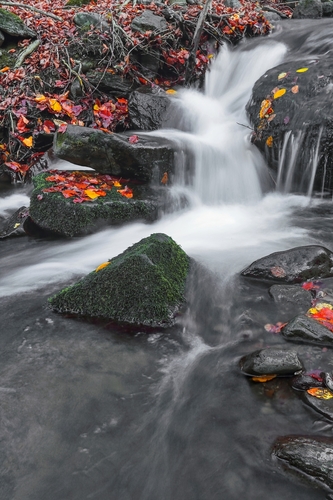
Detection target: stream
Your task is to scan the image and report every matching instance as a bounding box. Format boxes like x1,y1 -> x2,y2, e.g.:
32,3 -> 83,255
1,18 -> 333,500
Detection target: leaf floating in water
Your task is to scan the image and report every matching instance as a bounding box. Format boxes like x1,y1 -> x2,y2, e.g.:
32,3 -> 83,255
252,374 -> 277,383
95,262 -> 110,272
273,88 -> 287,99
291,85 -> 299,94
296,67 -> 309,73
307,387 -> 333,399
266,136 -> 273,147
264,322 -> 287,334
278,72 -> 287,80
270,266 -> 286,278
283,116 -> 290,125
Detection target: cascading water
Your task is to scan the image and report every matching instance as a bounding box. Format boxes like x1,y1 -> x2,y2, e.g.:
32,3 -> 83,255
1,23 -> 333,500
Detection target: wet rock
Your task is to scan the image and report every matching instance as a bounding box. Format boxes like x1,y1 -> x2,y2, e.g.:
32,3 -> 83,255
0,8 -> 36,38
29,172 -> 161,237
0,206 -> 29,239
246,56 -> 333,193
53,125 -> 175,184
49,233 -> 190,328
240,347 -> 303,376
282,314 -> 333,345
131,11 -> 167,33
0,30 -> 4,47
293,0 -> 322,18
322,1 -> 333,16
86,71 -> 137,97
128,87 -> 172,130
323,372 -> 333,391
269,284 -> 312,309
273,436 -> 333,490
73,12 -> 110,31
302,391 -> 333,420
291,373 -> 324,391
241,245 -> 333,283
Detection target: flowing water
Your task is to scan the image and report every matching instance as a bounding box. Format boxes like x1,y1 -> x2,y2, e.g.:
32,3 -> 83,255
1,19 -> 333,500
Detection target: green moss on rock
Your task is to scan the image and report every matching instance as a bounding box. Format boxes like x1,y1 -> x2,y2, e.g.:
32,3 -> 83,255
29,172 -> 159,237
49,233 -> 190,328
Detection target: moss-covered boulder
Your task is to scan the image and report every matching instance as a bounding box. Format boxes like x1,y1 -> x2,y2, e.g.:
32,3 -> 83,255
53,125 -> 175,183
0,8 -> 36,38
49,233 -> 190,328
29,171 -> 160,237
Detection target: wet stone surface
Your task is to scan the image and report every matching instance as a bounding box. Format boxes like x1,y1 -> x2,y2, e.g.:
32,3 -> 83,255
240,347 -> 303,376
282,315 -> 333,346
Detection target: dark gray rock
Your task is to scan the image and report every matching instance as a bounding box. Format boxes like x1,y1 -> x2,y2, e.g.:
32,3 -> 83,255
131,11 -> 167,33
49,233 -> 190,328
269,284 -> 312,310
273,436 -> 333,490
282,314 -> 333,345
74,12 -> 109,31
302,391 -> 333,420
240,347 -> 303,376
291,373 -> 324,391
0,30 -> 4,47
86,71 -> 137,97
247,55 -> 333,193
0,206 -> 29,239
224,0 -> 241,8
293,0 -> 322,18
0,8 -> 36,37
323,372 -> 333,391
53,125 -> 175,183
263,11 -> 282,21
242,245 -> 333,283
128,87 -> 172,130
322,1 -> 333,16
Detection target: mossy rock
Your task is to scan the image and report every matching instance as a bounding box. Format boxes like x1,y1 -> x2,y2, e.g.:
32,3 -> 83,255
49,233 -> 190,328
29,172 -> 160,237
66,0 -> 91,5
0,8 -> 36,37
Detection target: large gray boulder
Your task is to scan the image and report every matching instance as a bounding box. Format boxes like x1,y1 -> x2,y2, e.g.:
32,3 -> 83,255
282,314 -> 333,345
293,0 -> 322,18
0,8 -> 36,37
49,233 -> 190,328
128,88 -> 172,130
131,11 -> 167,33
53,125 -> 175,183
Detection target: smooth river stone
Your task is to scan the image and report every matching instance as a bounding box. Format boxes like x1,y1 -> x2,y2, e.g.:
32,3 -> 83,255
282,314 -> 333,346
273,436 -> 333,492
302,391 -> 333,421
240,347 -> 303,376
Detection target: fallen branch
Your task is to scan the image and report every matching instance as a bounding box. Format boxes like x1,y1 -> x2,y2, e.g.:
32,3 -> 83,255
14,39 -> 40,68
0,2 -> 63,21
262,5 -> 289,18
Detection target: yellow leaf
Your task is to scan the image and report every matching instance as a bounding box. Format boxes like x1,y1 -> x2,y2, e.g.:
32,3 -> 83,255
266,136 -> 273,147
307,387 -> 333,400
273,88 -> 287,99
49,99 -> 62,112
259,99 -> 272,119
252,374 -> 277,383
93,103 -> 100,111
14,223 -> 20,228
296,67 -> 308,73
166,89 -> 177,95
34,94 -> 46,102
113,181 -> 122,187
208,54 -> 214,59
291,85 -> 299,94
95,261 -> 110,272
22,136 -> 33,148
278,72 -> 287,80
84,189 -> 100,199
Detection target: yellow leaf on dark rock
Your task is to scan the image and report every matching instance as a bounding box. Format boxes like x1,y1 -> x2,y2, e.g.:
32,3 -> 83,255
22,136 -> 33,148
84,189 -> 100,199
278,72 -> 287,80
266,136 -> 273,147
273,88 -> 286,99
252,374 -> 277,383
296,67 -> 308,73
95,262 -> 110,272
307,387 -> 333,399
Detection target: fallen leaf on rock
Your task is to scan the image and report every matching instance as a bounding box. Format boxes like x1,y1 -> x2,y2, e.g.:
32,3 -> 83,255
161,172 -> 168,184
284,116 -> 290,125
117,186 -> 133,198
252,374 -> 277,383
0,66 -> 10,73
95,262 -> 110,272
128,135 -> 139,144
302,281 -> 321,291
166,89 -> 177,94
266,136 -> 273,147
296,67 -> 309,73
270,266 -> 286,277
307,387 -> 333,399
264,322 -> 287,334
49,99 -> 62,112
273,88 -> 286,99
291,85 -> 299,94
22,136 -> 33,148
259,99 -> 272,119
84,189 -> 101,200
278,72 -> 287,80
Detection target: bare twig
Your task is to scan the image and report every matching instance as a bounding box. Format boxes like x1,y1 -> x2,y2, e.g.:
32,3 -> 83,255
0,1 -> 63,21
262,5 -> 289,19
14,39 -> 40,68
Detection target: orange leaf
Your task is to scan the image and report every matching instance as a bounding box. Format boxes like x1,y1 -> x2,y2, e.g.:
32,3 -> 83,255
0,66 -> 10,73
166,89 -> 177,95
259,99 -> 272,119
307,387 -> 333,399
273,88 -> 286,99
161,172 -> 168,184
252,374 -> 277,383
291,85 -> 299,94
34,94 -> 47,103
117,186 -> 133,198
266,136 -> 273,147
95,262 -> 110,272
22,136 -> 33,148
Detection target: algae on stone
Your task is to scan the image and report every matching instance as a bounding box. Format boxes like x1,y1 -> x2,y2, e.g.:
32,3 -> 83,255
49,233 -> 190,328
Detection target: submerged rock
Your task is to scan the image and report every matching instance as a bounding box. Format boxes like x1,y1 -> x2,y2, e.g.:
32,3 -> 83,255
53,125 -> 175,183
49,233 -> 190,328
240,347 -> 303,376
269,284 -> 312,309
282,314 -> 333,345
29,171 -> 161,237
242,245 -> 333,283
273,436 -> 333,491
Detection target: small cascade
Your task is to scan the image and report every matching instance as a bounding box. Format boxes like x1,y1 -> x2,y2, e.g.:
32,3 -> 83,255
277,127 -> 323,196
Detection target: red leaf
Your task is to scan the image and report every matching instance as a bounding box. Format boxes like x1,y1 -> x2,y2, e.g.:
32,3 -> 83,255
128,135 -> 139,144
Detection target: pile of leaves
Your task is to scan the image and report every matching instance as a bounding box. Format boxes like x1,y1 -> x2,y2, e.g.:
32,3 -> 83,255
38,170 -> 133,203
0,0 -> 291,181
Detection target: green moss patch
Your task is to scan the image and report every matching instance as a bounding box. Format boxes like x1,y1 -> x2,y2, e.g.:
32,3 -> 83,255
29,171 -> 159,237
49,233 -> 190,328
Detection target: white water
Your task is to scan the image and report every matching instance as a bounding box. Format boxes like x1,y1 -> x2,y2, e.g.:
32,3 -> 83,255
0,42 -> 318,298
